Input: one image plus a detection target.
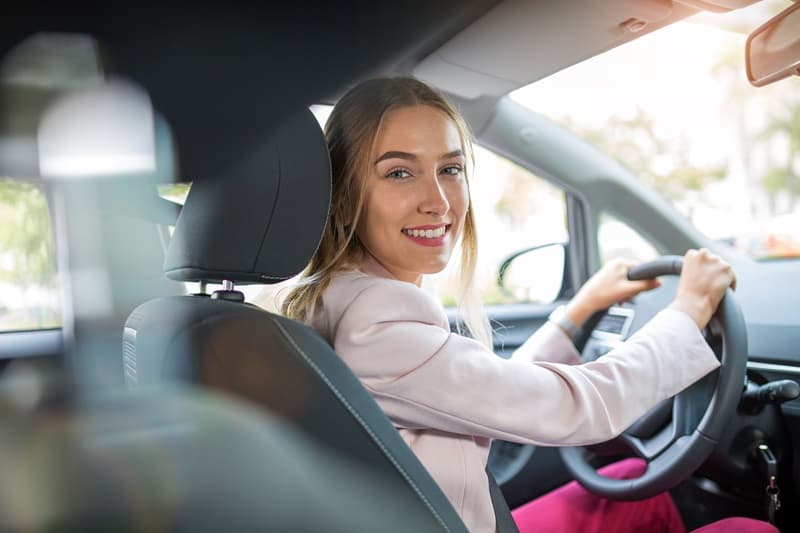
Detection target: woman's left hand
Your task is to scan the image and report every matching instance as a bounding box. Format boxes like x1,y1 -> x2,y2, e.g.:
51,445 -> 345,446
565,258 -> 660,326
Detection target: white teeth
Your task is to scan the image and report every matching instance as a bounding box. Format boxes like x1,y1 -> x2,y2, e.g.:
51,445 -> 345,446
403,227 -> 446,238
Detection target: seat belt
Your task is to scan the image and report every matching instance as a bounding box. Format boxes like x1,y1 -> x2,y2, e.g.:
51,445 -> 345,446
486,468 -> 520,533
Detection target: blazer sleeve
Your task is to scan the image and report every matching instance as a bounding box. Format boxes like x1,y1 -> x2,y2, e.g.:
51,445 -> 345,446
511,320 -> 582,365
332,279 -> 720,446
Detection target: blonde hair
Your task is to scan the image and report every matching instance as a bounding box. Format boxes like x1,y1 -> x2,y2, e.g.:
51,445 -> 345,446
282,77 -> 491,348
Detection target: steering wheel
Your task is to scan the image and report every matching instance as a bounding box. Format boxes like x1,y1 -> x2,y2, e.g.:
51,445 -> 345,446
559,255 -> 747,500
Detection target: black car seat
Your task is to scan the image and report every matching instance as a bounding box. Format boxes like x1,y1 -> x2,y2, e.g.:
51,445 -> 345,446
122,108 -> 518,533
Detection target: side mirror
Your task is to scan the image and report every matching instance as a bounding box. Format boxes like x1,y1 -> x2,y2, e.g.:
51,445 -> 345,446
746,1 -> 800,87
497,242 -> 566,303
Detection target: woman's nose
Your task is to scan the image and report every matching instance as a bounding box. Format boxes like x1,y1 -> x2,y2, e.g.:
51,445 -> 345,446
419,176 -> 450,216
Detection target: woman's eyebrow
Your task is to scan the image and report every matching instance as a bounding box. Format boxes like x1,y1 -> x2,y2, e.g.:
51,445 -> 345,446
374,151 -> 417,164
374,149 -> 465,165
440,149 -> 465,160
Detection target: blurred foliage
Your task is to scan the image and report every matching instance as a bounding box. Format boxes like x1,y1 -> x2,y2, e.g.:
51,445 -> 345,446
759,93 -> 800,211
0,179 -> 57,288
565,110 -> 728,202
157,182 -> 191,205
0,178 -> 60,331
492,155 -> 567,230
557,30 -> 800,262
712,32 -> 800,215
493,157 -> 542,225
480,282 -> 519,306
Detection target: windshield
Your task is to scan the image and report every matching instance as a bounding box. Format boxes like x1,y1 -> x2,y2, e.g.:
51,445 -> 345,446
511,0 -> 800,261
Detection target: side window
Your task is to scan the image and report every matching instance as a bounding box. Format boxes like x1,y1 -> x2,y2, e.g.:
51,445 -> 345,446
431,146 -> 568,306
0,179 -> 61,332
156,181 -> 190,250
157,182 -> 191,207
597,212 -> 660,265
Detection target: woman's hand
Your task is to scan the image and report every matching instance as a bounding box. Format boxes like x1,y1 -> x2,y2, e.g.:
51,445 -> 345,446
565,257 -> 661,327
668,248 -> 736,330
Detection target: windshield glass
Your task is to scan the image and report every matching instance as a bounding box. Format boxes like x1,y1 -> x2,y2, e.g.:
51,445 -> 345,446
511,0 -> 800,261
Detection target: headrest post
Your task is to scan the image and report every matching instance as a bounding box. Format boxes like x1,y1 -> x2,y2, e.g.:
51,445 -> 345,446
211,279 -> 245,302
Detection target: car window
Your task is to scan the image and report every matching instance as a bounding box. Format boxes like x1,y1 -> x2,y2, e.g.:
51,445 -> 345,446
510,0 -> 800,261
157,182 -> 191,206
0,179 -> 60,332
598,213 -> 660,265
430,146 -> 568,306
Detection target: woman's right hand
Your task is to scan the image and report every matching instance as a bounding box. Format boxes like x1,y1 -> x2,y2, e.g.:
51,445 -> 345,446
669,248 -> 736,330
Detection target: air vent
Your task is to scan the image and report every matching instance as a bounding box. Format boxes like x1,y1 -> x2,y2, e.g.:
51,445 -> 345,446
593,307 -> 634,338
596,314 -> 628,335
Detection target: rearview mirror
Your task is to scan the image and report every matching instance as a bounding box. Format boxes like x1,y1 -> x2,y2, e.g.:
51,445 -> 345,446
746,1 -> 800,87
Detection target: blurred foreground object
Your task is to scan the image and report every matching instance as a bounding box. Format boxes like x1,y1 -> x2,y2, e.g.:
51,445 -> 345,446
0,381 -> 442,532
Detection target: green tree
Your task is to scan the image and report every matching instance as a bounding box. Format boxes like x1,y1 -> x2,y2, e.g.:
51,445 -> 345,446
0,179 -> 59,330
0,179 -> 57,288
759,92 -> 800,212
157,182 -> 192,205
565,110 -> 727,202
710,30 -> 800,215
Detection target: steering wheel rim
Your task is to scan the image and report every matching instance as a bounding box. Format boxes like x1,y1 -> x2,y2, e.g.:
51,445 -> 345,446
559,255 -> 748,501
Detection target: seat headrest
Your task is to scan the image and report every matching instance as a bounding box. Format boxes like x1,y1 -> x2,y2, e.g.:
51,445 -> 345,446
164,108 -> 331,284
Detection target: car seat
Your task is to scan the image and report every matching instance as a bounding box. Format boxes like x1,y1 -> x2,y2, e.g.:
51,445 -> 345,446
122,107 -> 518,533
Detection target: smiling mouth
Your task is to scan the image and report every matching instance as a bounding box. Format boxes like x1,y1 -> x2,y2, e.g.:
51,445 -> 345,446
401,225 -> 449,239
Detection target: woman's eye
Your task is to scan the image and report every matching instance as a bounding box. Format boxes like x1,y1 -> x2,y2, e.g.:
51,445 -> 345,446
387,168 -> 412,179
441,165 -> 463,176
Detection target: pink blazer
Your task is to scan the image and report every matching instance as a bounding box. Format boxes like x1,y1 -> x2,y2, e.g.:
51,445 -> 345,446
312,257 -> 719,533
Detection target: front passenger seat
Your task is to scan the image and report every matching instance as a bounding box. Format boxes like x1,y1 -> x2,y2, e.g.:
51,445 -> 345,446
123,108 -> 517,533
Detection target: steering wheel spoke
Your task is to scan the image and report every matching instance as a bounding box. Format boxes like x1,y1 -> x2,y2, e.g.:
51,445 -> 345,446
672,371 -> 718,435
621,421 -> 677,461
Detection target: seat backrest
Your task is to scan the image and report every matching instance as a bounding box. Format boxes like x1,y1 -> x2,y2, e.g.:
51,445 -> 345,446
123,108 -> 475,532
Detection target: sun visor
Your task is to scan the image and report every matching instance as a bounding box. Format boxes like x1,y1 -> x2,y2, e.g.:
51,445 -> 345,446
412,0 -> 697,99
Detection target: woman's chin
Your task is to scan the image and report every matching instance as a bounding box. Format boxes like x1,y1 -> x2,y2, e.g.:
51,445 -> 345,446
416,259 -> 451,276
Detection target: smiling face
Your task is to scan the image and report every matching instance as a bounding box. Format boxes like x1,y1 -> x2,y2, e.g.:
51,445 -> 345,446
357,104 -> 469,285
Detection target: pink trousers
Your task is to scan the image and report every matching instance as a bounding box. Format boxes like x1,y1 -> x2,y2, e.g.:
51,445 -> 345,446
511,458 -> 779,533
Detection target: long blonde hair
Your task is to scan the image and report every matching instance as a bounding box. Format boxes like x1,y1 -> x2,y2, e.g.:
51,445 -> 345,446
282,77 -> 491,348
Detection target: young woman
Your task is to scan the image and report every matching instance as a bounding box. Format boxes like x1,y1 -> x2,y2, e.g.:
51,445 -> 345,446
282,77 -> 775,533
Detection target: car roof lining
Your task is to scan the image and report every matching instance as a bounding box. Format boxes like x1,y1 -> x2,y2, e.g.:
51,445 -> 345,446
1,0 -> 768,182
0,2 -> 500,183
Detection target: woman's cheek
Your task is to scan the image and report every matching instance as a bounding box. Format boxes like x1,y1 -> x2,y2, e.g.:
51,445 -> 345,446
452,181 -> 470,220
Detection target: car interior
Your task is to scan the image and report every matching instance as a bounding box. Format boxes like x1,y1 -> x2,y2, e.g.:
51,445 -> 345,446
2,1 -> 799,532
